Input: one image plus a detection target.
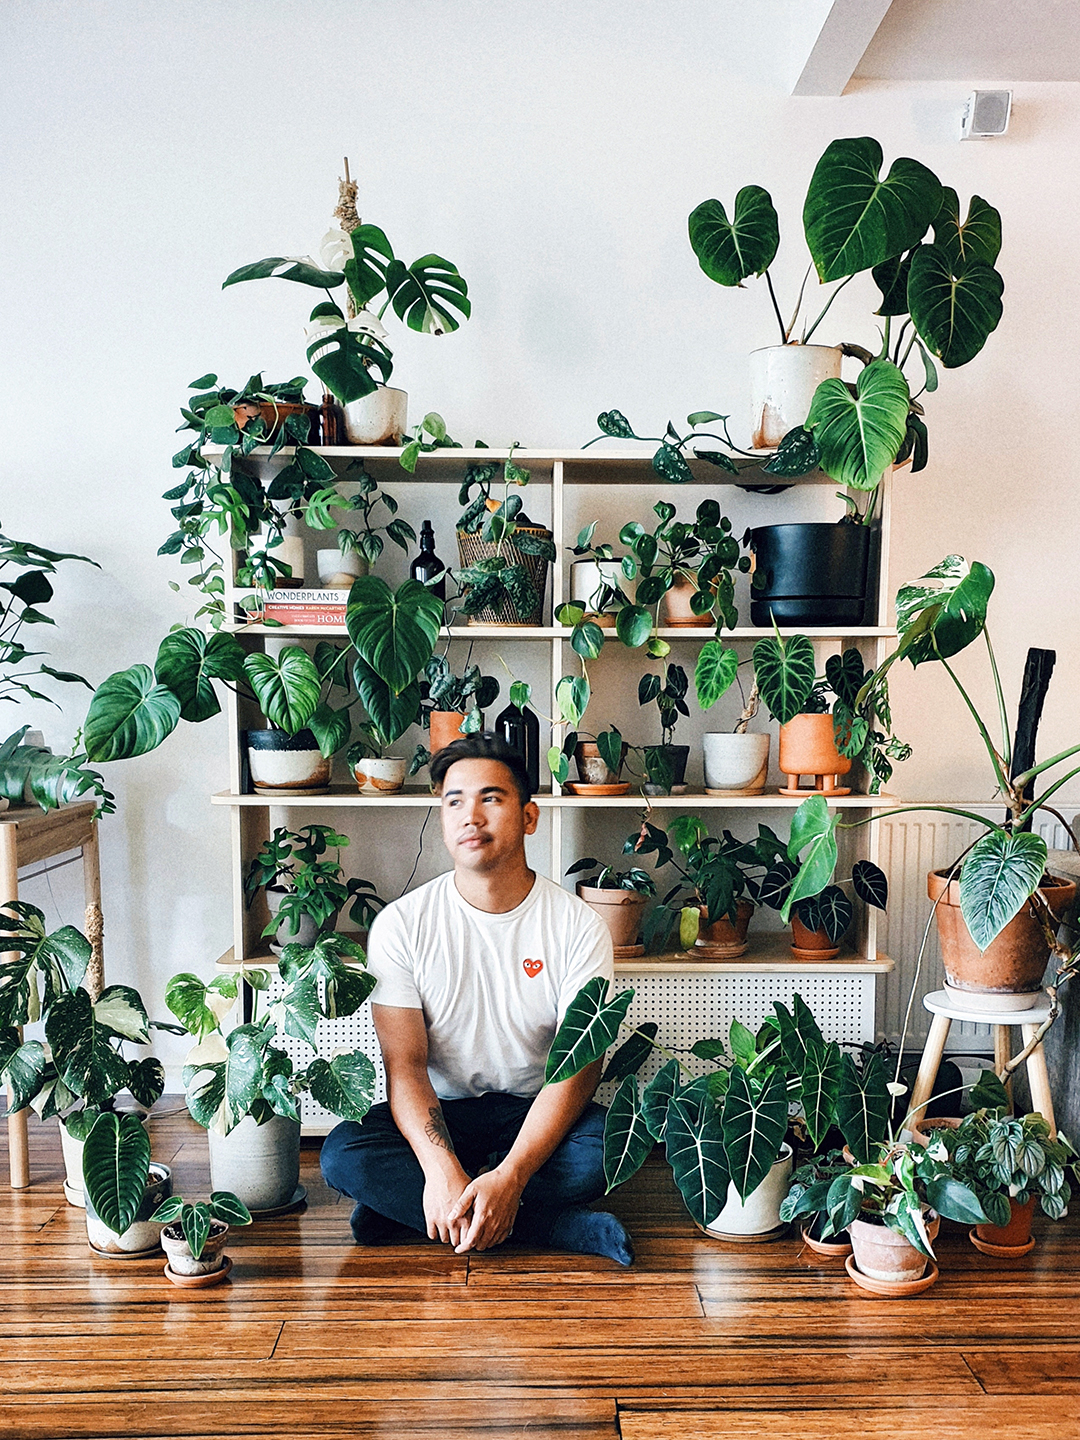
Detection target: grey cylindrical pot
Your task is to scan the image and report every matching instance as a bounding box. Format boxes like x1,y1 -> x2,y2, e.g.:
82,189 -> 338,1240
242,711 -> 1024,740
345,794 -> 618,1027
208,1114 -> 300,1211
266,886 -> 322,952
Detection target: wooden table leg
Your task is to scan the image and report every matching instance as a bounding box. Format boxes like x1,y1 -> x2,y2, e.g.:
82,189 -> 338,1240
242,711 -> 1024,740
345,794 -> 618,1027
994,1025 -> 1014,1110
82,818 -> 104,1001
1021,1022 -> 1056,1137
0,826 -> 29,1189
909,1012 -> 952,1125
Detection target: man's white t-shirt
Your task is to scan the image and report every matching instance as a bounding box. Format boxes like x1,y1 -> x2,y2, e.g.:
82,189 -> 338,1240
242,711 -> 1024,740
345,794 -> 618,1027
365,871 -> 614,1100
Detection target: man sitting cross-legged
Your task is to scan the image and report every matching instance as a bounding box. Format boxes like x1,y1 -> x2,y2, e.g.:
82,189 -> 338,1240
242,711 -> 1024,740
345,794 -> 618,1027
320,734 -> 633,1265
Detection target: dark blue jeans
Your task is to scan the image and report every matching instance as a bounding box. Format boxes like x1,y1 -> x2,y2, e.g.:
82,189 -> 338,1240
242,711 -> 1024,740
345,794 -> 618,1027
320,1094 -> 608,1243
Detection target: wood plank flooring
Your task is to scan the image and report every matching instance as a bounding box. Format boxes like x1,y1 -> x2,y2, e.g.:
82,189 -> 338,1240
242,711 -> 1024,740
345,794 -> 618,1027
0,1106 -> 1074,1438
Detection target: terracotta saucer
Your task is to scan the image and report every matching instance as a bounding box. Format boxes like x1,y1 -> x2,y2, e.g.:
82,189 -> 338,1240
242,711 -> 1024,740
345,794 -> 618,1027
164,1255 -> 233,1288
844,1253 -> 939,1296
790,944 -> 842,962
969,1229 -> 1037,1258
563,782 -> 631,796
801,1228 -> 852,1258
612,943 -> 645,959
778,786 -> 851,799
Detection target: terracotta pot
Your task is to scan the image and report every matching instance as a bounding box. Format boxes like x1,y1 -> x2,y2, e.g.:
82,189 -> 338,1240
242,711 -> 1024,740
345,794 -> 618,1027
802,1222 -> 852,1257
848,1216 -> 927,1284
574,741 -> 627,785
778,714 -> 851,797
790,912 -> 841,961
352,756 -> 407,795
429,711 -> 467,753
909,1116 -> 962,1147
749,344 -> 843,450
342,387 -> 408,445
660,574 -> 712,627
927,870 -> 1076,1010
695,899 -> 754,958
975,1195 -> 1036,1249
577,886 -> 649,953
233,400 -> 317,443
245,730 -> 330,795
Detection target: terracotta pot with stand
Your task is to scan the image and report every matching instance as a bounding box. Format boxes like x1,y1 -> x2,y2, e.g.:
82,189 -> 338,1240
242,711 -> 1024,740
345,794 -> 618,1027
577,886 -> 649,958
778,713 -> 851,797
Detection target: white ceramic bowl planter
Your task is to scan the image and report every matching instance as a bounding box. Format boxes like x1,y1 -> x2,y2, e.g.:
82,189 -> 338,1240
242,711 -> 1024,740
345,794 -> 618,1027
343,387 -> 408,445
316,549 -> 369,588
352,755 -> 407,795
83,1163 -> 172,1257
208,1114 -> 302,1213
702,733 -> 770,796
748,344 -> 842,449
703,1145 -> 793,1240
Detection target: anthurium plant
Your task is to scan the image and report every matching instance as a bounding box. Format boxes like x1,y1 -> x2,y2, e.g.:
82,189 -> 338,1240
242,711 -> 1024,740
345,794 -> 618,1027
222,219 -> 470,405
688,135 -> 1005,498
244,825 -> 385,942
565,857 -> 656,895
165,933 -> 378,1135
151,1190 -> 253,1259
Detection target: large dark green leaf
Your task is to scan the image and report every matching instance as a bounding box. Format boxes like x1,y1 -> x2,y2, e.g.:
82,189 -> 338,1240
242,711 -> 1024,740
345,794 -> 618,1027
803,137 -> 942,282
908,243 -> 1004,369
641,1058 -> 682,1141
346,577 -> 442,696
799,1038 -> 842,1150
694,641 -> 739,711
835,1051 -> 890,1163
127,1057 -> 165,1109
688,187 -> 779,286
933,188 -> 1002,269
306,316 -> 385,404
923,1176 -> 987,1225
720,1065 -> 788,1201
303,1051 -> 376,1122
223,256 -> 344,289
45,988 -> 131,1107
893,555 -> 995,666
353,657 -> 421,747
84,664 -> 182,762
323,962 -> 377,1021
804,359 -> 910,490
603,1077 -> 655,1191
824,649 -> 866,709
664,1093 -> 729,1229
344,224 -> 395,308
243,647 -> 322,733
82,1111 -> 151,1236
389,254 -> 471,334
307,703 -> 351,759
615,605 -> 652,650
781,795 -> 839,920
872,251 -> 913,316
185,1024 -> 266,1133
960,831 -> 1047,952
752,633 -> 815,725
852,860 -> 889,911
155,629 -> 246,724
601,1023 -> 659,1084
545,977 -> 634,1085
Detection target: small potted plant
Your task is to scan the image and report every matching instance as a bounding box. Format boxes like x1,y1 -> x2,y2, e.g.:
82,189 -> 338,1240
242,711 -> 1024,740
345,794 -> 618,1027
933,1070 -> 1075,1256
304,458 -> 417,585
754,843 -> 888,960
81,1111 -> 173,1259
244,824 -> 384,952
152,1190 -> 253,1287
566,523 -> 635,627
453,452 -> 556,625
701,674 -> 771,797
617,499 -> 749,630
222,173 -> 471,444
565,858 -> 656,957
419,654 -> 500,754
637,664 -> 690,795
780,1148 -> 853,1256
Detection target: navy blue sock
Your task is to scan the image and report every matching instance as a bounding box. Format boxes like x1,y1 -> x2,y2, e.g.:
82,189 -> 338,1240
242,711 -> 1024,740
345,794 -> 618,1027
536,1206 -> 634,1266
349,1202 -> 401,1246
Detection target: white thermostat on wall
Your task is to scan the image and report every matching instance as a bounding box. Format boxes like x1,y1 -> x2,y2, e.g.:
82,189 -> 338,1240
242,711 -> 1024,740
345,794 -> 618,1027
960,90 -> 1012,139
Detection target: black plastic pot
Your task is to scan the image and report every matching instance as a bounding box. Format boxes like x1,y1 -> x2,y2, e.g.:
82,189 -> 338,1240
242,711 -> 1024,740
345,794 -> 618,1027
643,744 -> 689,794
750,523 -> 873,627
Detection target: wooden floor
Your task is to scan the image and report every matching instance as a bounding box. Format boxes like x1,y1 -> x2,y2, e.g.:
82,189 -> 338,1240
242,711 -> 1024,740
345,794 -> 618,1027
1,1108 -> 1076,1440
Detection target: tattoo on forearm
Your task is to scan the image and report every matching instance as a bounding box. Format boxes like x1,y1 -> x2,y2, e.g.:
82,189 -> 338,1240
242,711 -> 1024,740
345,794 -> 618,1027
424,1106 -> 455,1152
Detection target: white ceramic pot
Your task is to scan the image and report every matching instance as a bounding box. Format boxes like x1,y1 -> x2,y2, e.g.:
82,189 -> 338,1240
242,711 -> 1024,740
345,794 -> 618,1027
749,344 -> 842,449
316,548 -> 369,588
352,755 -> 407,795
161,1220 -> 229,1276
208,1114 -> 300,1212
570,559 -> 632,620
272,533 -> 305,587
343,387 -> 408,445
703,733 -> 770,795
84,1162 -> 172,1255
246,730 -> 331,796
704,1145 -> 793,1238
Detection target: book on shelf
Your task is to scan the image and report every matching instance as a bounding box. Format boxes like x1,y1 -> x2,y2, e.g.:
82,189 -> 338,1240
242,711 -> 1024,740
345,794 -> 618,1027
250,588 -> 350,606
242,588 -> 350,627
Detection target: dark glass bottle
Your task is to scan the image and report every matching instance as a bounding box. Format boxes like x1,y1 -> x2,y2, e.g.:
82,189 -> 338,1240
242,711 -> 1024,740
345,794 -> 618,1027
495,702 -> 541,793
409,520 -> 446,600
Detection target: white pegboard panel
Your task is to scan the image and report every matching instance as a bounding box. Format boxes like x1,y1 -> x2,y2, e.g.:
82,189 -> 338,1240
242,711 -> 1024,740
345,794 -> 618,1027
595,970 -> 877,1105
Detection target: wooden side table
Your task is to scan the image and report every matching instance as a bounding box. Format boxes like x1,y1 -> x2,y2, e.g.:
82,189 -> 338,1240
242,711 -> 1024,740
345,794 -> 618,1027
0,801 -> 104,1188
909,989 -> 1056,1135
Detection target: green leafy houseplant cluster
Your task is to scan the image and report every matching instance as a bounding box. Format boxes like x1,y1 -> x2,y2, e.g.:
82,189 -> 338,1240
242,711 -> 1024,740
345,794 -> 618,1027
244,825 -> 385,942
302,457 -> 416,569
165,932 -> 378,1135
935,1070 -> 1075,1226
777,556 -> 1080,1053
453,452 -> 557,621
688,135 -> 1005,499
223,219 -> 470,404
564,857 -> 656,895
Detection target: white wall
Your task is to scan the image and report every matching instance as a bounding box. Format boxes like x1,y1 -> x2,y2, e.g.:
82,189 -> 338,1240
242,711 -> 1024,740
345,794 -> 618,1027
3,1 -> 1078,1064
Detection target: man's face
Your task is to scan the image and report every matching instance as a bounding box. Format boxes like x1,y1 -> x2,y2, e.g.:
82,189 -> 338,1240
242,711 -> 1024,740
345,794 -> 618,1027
438,758 -> 539,873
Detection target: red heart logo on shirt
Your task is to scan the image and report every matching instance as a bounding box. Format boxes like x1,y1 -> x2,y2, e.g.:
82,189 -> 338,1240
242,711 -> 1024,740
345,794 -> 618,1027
523,958 -> 543,977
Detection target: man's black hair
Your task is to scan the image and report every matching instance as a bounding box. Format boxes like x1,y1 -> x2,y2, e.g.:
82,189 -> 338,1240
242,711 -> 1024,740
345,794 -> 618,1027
429,733 -> 533,805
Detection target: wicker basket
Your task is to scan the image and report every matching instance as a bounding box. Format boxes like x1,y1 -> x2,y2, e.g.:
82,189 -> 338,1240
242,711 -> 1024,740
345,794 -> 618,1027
456,524 -> 552,625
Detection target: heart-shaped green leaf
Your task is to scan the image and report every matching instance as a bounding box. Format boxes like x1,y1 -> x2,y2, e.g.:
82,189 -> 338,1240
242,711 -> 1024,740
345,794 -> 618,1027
960,830 -> 1047,952
545,977 -> 634,1085
82,1111 -> 151,1236
805,359 -> 910,490
907,243 -> 1004,369
933,188 -> 1002,269
694,641 -> 739,711
155,630 -> 246,724
84,664 -> 182,762
781,794 -> 839,921
894,554 -> 995,666
752,632 -> 816,725
243,647 -> 322,733
688,187 -> 779,287
183,1201 -> 212,1260
615,605 -> 652,650
872,250 -> 914,316
347,577 -> 442,696
209,1191 -> 252,1227
799,1038 -> 842,1151
803,137 -> 942,282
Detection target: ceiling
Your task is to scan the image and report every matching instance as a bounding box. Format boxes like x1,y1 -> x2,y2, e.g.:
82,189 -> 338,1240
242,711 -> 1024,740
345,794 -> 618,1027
854,0 -> 1080,83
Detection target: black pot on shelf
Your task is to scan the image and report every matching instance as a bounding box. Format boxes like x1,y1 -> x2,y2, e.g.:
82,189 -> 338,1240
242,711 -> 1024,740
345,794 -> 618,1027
642,744 -> 690,795
749,523 -> 873,627
494,703 -> 541,793
244,729 -> 330,796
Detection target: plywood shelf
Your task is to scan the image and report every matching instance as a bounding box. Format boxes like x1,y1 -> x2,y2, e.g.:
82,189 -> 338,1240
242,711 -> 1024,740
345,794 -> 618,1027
212,786 -> 900,809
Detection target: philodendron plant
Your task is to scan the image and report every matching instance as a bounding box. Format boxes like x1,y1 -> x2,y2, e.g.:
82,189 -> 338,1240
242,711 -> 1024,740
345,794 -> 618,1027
546,983 -> 907,1231
453,451 -> 557,622
165,933 -> 378,1134
223,217 -> 470,405
151,1190 -> 253,1259
687,135 -> 1005,501
777,556 -> 1080,1054
244,825 -> 385,942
